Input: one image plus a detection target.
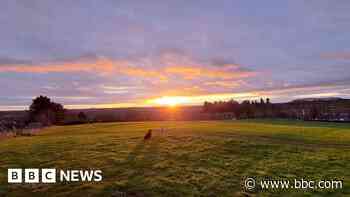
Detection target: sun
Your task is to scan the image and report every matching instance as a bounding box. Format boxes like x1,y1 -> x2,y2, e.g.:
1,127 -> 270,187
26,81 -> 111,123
150,96 -> 189,107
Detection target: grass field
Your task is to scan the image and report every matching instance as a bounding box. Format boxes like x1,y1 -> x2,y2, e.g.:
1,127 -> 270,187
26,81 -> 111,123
1,119 -> 350,196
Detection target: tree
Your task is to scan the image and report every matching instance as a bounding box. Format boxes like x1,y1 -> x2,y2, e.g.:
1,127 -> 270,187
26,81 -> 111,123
260,98 -> 265,105
78,112 -> 88,123
266,98 -> 270,104
29,95 -> 65,125
203,101 -> 211,113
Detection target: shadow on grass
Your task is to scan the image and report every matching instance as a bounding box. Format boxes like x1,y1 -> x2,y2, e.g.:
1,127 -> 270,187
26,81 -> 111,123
126,138 -> 161,165
106,138 -> 161,196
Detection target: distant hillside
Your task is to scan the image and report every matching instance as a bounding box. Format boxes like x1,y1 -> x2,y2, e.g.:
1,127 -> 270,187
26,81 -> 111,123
0,110 -> 28,119
64,105 -> 206,123
290,97 -> 345,103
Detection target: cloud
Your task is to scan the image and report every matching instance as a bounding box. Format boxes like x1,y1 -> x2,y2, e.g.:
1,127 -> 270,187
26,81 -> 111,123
156,49 -> 256,79
0,54 -> 256,82
0,52 -> 259,109
164,65 -> 254,80
120,66 -> 168,81
0,57 -> 33,65
204,80 -> 243,88
320,52 -> 350,60
101,85 -> 140,94
0,63 -> 99,73
0,58 -> 169,81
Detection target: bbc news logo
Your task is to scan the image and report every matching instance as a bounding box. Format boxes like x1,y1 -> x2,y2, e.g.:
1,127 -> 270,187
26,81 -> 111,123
8,168 -> 102,183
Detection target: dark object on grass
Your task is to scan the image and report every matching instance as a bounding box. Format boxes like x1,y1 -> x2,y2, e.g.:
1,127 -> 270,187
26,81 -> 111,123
144,129 -> 152,140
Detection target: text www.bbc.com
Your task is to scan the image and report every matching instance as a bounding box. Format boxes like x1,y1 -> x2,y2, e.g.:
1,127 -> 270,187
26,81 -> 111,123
244,177 -> 343,192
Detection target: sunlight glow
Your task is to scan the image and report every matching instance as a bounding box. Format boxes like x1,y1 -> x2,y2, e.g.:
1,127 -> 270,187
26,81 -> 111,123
146,92 -> 259,107
149,96 -> 190,107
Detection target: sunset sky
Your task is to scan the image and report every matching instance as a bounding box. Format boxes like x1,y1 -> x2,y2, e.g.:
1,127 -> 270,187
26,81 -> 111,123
1,0 -> 350,110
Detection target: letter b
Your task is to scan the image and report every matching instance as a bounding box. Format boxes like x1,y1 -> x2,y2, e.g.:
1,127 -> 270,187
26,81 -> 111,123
25,169 -> 39,183
8,169 -> 22,183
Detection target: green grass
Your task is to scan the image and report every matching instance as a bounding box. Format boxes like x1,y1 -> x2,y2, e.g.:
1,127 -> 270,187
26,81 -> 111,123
1,120 -> 350,196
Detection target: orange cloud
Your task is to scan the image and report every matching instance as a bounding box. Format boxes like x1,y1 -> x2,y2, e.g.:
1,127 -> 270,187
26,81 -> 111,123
164,65 -> 255,79
204,80 -> 243,87
320,52 -> 350,60
0,58 -> 170,80
0,57 -> 256,83
121,67 -> 168,81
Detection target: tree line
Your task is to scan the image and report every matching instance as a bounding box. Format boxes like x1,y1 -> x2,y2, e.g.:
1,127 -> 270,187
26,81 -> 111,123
203,98 -> 274,119
202,97 -> 350,121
